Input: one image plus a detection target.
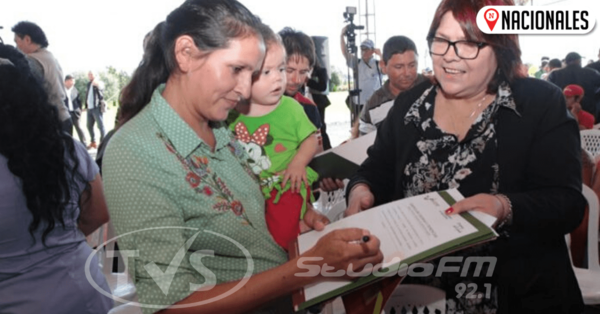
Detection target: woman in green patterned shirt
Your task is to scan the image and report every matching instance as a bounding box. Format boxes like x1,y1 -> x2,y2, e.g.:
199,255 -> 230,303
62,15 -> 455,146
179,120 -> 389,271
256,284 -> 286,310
102,1 -> 383,313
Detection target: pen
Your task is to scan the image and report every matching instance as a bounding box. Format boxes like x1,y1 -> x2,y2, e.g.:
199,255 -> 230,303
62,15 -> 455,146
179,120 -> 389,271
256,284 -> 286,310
349,235 -> 370,244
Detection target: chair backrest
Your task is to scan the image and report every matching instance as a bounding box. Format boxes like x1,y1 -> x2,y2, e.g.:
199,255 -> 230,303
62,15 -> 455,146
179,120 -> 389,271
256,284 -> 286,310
316,179 -> 349,222
86,223 -> 108,270
580,129 -> 600,157
582,184 -> 600,271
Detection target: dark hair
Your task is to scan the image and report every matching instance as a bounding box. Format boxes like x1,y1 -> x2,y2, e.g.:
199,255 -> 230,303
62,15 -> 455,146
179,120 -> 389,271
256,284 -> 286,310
11,21 -> 49,48
118,0 -> 262,126
278,27 -> 316,68
382,36 -> 418,64
565,52 -> 582,65
256,21 -> 282,48
426,0 -> 524,93
548,58 -> 562,69
0,44 -> 88,245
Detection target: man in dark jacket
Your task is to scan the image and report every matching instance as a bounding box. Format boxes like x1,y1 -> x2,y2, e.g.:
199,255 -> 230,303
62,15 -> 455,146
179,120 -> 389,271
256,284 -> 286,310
84,71 -> 106,149
548,52 -> 600,120
585,48 -> 600,73
64,75 -> 86,144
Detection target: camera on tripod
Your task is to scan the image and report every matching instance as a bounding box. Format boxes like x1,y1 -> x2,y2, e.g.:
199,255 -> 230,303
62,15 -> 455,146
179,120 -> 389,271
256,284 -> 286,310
342,7 -> 365,121
343,7 -> 364,55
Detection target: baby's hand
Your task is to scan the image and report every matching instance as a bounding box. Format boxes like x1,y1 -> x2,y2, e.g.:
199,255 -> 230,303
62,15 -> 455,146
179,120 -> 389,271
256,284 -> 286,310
282,163 -> 308,193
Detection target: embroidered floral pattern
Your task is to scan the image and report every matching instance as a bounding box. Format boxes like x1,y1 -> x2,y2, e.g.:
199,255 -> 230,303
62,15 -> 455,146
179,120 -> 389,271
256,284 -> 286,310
157,132 -> 251,224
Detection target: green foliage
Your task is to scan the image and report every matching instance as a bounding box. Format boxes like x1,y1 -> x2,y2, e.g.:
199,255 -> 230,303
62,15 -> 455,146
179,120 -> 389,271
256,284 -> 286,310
330,71 -> 341,92
67,67 -> 131,108
99,66 -> 131,107
71,71 -> 89,105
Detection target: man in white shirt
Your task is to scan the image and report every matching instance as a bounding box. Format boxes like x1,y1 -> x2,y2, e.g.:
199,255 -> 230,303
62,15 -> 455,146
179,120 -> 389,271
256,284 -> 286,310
340,27 -> 383,119
64,75 -> 86,145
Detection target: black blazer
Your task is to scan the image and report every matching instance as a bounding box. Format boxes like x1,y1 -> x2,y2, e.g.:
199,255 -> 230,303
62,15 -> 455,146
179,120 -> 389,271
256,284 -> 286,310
585,60 -> 600,74
64,87 -> 82,112
348,78 -> 585,313
71,87 -> 82,111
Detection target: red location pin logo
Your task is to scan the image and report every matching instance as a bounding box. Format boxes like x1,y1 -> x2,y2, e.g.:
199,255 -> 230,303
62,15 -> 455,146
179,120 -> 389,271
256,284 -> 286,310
484,8 -> 499,31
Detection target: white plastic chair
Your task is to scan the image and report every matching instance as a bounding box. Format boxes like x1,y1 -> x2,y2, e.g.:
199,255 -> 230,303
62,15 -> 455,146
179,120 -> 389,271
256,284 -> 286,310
86,221 -> 136,307
107,295 -> 142,314
315,179 -> 349,223
86,223 -> 107,261
571,185 -> 600,305
102,221 -> 138,307
382,284 -> 446,314
320,297 -> 346,314
580,129 -> 600,158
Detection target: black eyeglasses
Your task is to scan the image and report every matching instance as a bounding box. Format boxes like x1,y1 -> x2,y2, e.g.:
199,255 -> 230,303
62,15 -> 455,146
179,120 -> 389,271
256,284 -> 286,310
427,37 -> 488,60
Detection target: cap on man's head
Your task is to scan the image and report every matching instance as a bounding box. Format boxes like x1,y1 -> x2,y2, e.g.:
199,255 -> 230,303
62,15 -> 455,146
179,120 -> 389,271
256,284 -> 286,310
541,56 -> 549,67
65,74 -> 74,81
564,84 -> 584,97
565,52 -> 582,63
360,39 -> 375,50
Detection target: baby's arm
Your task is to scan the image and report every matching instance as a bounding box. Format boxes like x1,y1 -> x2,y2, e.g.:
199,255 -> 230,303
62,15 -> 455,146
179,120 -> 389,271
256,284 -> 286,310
282,133 -> 318,193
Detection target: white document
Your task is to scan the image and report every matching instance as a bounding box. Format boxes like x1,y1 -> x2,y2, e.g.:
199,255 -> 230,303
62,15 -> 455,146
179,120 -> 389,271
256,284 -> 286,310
297,189 -> 495,303
314,130 -> 376,165
369,100 -> 394,126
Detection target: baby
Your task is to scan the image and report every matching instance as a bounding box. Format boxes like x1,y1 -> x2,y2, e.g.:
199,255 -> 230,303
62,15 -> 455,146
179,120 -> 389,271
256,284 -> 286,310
230,23 -> 319,250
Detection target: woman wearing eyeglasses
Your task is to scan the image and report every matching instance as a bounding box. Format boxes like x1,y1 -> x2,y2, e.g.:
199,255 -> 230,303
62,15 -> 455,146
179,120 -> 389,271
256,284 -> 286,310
345,0 -> 584,313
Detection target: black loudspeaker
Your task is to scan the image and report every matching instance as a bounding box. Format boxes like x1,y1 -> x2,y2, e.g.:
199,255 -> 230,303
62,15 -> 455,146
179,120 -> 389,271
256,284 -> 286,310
311,36 -> 330,79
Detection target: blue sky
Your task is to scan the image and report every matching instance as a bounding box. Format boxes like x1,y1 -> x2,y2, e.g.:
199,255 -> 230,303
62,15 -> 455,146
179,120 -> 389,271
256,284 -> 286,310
2,0 -> 598,76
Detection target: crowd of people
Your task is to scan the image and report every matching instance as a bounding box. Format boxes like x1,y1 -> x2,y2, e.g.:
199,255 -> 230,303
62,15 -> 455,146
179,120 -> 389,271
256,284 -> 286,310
1,0 -> 598,313
11,21 -> 107,151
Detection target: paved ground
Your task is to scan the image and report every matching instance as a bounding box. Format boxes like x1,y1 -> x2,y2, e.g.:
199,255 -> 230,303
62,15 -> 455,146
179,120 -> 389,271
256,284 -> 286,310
322,91 -> 353,148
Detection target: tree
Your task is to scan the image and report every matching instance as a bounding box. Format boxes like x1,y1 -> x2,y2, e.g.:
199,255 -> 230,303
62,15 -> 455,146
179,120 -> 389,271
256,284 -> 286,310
71,71 -> 89,105
330,71 -> 341,91
100,66 -> 131,107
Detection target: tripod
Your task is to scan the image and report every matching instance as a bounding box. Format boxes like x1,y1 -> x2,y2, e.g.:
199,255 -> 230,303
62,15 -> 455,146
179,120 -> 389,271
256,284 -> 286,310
343,9 -> 364,127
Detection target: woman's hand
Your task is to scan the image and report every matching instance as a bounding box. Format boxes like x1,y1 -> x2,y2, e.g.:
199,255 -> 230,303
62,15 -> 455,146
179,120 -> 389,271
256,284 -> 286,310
345,184 -> 375,217
299,203 -> 330,233
319,177 -> 345,192
282,162 -> 308,193
302,228 -> 383,279
446,193 -> 508,226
